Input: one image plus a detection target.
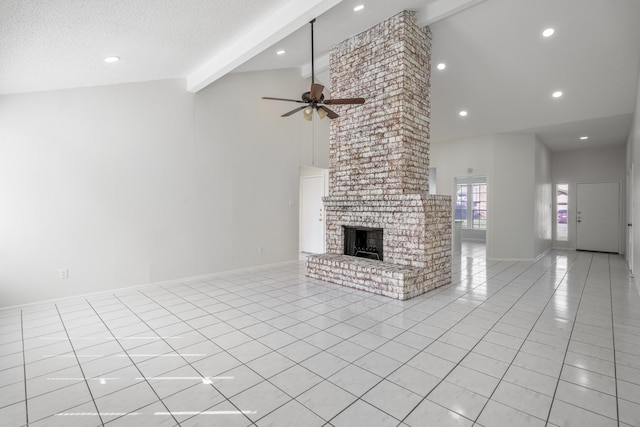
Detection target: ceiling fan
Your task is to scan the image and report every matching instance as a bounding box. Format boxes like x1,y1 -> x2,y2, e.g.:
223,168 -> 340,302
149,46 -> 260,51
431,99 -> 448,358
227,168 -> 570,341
262,19 -> 365,120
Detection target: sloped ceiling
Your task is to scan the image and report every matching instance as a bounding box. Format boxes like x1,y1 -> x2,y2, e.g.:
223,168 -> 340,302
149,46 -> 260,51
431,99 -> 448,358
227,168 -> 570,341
2,0 -> 639,149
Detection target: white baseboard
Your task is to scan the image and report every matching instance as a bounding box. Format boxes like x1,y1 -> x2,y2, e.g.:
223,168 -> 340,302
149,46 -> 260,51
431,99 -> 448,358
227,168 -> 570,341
0,259 -> 301,312
535,248 -> 552,262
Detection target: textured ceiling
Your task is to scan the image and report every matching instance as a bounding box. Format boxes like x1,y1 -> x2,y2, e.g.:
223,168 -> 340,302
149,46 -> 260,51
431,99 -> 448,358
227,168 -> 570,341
0,0 -> 293,93
2,0 -> 639,150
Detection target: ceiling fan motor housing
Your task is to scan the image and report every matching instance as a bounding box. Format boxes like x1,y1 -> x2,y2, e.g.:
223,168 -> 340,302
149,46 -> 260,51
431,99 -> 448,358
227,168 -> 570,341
302,91 -> 324,103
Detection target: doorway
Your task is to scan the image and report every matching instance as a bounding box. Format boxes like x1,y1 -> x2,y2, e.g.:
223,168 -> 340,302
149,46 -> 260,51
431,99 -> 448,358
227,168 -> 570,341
454,176 -> 488,243
576,182 -> 620,253
300,169 -> 328,254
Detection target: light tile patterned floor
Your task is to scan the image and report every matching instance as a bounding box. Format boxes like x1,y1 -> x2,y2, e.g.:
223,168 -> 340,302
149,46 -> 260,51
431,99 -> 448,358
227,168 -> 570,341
1,245 -> 640,426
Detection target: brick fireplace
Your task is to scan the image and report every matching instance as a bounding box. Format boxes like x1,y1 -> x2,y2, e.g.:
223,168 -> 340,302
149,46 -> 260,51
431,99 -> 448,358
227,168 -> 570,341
306,10 -> 452,300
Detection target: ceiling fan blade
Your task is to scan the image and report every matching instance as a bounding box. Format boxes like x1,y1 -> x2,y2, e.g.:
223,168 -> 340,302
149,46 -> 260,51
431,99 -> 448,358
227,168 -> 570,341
323,97 -> 366,105
263,21 -> 361,121
318,106 -> 339,119
281,105 -> 308,117
310,83 -> 324,100
262,96 -> 305,103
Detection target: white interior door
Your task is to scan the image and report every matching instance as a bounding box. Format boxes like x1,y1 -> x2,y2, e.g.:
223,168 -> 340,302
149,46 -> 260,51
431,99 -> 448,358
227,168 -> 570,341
576,182 -> 620,253
300,175 -> 326,253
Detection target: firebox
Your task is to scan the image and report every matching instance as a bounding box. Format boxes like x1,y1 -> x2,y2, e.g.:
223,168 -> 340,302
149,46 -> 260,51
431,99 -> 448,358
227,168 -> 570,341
343,226 -> 383,261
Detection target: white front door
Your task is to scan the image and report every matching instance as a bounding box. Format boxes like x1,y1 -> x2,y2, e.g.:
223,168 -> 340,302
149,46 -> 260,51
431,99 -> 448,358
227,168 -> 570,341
576,182 -> 620,253
300,175 -> 326,254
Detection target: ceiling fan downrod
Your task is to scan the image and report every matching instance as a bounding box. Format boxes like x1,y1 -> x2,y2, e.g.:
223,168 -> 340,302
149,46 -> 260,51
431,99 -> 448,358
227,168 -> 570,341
260,18 -> 365,120
310,19 -> 315,85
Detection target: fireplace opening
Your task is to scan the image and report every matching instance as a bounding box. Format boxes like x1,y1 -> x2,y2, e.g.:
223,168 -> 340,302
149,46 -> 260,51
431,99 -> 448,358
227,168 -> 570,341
344,226 -> 384,261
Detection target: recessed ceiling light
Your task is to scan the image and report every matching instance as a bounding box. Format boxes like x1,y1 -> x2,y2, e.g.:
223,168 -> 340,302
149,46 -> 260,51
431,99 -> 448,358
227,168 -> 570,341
542,28 -> 555,37
580,136 -> 589,140
276,50 -> 286,55
354,4 -> 365,12
437,63 -> 446,70
104,56 -> 120,63
552,91 -> 563,98
459,110 -> 468,117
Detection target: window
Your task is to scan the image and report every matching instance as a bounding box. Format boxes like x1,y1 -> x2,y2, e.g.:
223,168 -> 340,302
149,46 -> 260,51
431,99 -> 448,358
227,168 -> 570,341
455,184 -> 468,228
472,183 -> 487,229
456,178 -> 487,230
556,183 -> 568,241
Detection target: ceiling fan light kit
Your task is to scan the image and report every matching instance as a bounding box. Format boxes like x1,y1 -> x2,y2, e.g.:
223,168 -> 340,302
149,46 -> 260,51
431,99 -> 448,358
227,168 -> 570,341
262,19 -> 365,120
303,106 -> 314,121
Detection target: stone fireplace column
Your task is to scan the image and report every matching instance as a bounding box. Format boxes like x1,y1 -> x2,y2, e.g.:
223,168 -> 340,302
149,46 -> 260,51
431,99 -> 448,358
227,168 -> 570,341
306,10 -> 452,300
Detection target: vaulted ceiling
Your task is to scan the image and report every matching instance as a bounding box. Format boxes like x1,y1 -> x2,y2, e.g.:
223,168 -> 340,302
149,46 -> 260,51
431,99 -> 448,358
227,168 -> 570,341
2,0 -> 639,150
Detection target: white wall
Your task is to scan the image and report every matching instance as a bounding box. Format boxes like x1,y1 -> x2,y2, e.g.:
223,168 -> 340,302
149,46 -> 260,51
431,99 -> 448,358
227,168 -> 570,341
0,69 -> 315,307
301,73 -> 330,169
431,135 -> 494,244
535,136 -> 553,257
551,145 -> 626,251
431,133 -> 548,260
310,117 -> 330,169
626,68 -> 640,275
490,134 -> 537,260
192,69 -> 313,274
0,80 -> 193,306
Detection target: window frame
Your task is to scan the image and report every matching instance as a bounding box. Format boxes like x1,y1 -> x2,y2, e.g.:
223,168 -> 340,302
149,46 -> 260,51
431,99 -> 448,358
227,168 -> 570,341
455,177 -> 487,230
555,183 -> 569,241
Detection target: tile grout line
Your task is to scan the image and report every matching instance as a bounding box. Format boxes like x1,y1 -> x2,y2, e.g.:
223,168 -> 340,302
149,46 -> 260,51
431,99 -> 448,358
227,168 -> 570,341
322,261 -> 528,424
322,254 -> 572,425
5,250 -> 632,426
274,260 -> 510,422
0,262 -> 464,426
608,254 -> 620,427
136,283 -> 360,425
299,260 -> 518,422
277,261 -> 513,401
423,252 -> 578,424
52,303 -> 105,426
150,266 -> 421,424
398,251 -> 579,426
20,310 -> 29,427
542,253 -> 595,425
114,292 -> 257,426
360,257 -> 577,424
7,317 -> 200,407
1,256 -> 559,414
467,265 -> 580,427
84,299 -> 181,427
118,253 -> 623,426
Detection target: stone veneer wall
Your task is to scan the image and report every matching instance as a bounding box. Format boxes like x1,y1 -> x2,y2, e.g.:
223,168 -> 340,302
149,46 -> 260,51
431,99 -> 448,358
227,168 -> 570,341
306,11 -> 451,300
323,195 -> 435,269
306,194 -> 451,300
329,10 -> 431,196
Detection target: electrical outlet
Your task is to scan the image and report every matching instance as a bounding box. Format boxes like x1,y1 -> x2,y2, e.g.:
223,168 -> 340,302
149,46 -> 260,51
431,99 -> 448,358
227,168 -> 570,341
59,268 -> 69,279
257,246 -> 263,254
